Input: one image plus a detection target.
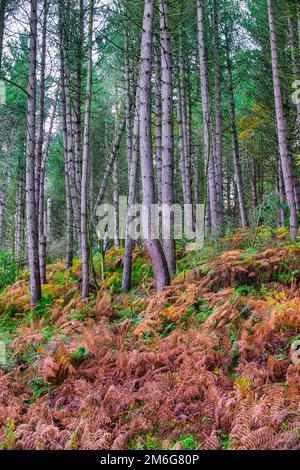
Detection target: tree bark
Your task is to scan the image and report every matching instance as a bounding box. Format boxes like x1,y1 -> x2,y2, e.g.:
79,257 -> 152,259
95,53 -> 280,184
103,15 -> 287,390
160,1 -> 176,274
0,141 -> 10,250
225,33 -> 248,228
287,10 -> 300,133
124,17 -> 132,181
26,0 -> 41,304
178,38 -> 192,208
15,170 -> 24,260
81,0 -> 94,299
35,0 -> 48,206
277,155 -> 285,228
0,0 -> 6,70
195,0 -> 218,235
74,0 -> 84,194
60,50 -> 74,269
154,41 -> 162,205
213,0 -> 223,227
38,95 -> 57,284
113,158 -> 120,248
267,0 -> 298,239
122,86 -> 140,292
139,0 -> 170,293
94,117 -> 125,209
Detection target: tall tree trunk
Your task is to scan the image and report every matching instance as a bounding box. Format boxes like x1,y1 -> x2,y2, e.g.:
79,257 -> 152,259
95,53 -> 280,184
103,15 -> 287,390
113,158 -> 120,248
154,41 -> 162,205
46,197 -> 51,244
213,0 -> 223,227
139,0 -> 170,293
225,34 -> 248,228
277,155 -> 285,228
195,0 -> 218,235
26,0 -> 41,304
81,0 -> 94,299
124,15 -> 132,181
0,0 -> 5,71
122,87 -> 140,293
0,142 -> 10,250
178,38 -> 192,208
60,49 -> 74,269
38,95 -> 57,283
94,117 -> 125,209
59,3 -> 81,255
35,0 -> 48,206
74,0 -> 84,193
287,10 -> 300,132
160,1 -> 176,274
35,0 -> 48,284
267,0 -> 298,239
15,170 -> 24,260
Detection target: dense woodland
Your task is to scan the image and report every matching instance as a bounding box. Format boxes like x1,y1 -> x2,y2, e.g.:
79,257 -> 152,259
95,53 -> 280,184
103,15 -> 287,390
0,0 -> 300,452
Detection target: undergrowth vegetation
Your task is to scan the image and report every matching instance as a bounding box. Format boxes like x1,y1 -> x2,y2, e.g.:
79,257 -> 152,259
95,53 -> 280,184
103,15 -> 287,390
0,228 -> 299,450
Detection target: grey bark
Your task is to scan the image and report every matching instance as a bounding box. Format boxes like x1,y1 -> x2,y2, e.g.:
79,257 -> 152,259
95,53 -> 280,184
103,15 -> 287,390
154,42 -> 162,204
178,39 -> 192,208
213,0 -> 223,227
35,0 -> 48,206
113,158 -> 120,248
287,10 -> 300,132
0,142 -> 10,250
26,0 -> 41,304
60,53 -> 74,269
139,0 -> 170,293
38,95 -> 57,284
160,1 -> 176,274
0,0 -> 5,70
81,0 -> 94,299
94,117 -> 125,209
267,0 -> 298,239
195,0 -> 218,235
225,34 -> 248,228
122,87 -> 140,292
15,171 -> 24,260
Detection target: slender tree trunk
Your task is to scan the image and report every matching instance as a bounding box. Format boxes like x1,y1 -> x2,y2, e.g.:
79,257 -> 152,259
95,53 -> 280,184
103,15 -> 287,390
35,0 -> 48,284
195,0 -> 218,235
160,1 -> 176,273
287,10 -> 300,132
94,117 -> 125,209
251,159 -> 258,213
267,0 -> 298,239
277,155 -> 285,228
38,96 -> 57,283
0,0 -> 5,70
297,5 -> 300,55
178,39 -> 192,208
74,0 -> 84,193
122,87 -> 140,292
46,197 -> 51,244
225,35 -> 248,228
35,0 -> 48,206
15,171 -> 24,260
154,41 -> 162,205
26,0 -> 41,304
113,158 -> 120,248
124,18 -> 132,181
81,0 -> 94,299
60,51 -> 74,268
0,142 -> 10,250
213,0 -> 223,227
139,0 -> 170,293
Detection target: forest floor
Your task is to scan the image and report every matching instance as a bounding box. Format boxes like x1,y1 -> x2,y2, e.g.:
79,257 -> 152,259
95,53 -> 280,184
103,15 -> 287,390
0,227 -> 299,450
